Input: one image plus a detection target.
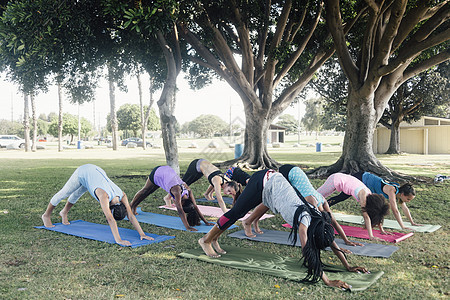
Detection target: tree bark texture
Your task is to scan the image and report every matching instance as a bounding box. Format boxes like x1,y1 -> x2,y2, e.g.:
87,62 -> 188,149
386,119 -> 401,154
57,81 -> 63,152
23,93 -> 31,152
108,65 -> 119,151
30,93 -> 37,152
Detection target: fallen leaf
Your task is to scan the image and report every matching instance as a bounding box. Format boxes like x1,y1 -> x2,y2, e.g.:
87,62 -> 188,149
274,284 -> 280,289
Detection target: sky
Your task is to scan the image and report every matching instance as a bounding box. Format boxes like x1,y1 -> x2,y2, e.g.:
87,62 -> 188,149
0,71 -> 305,131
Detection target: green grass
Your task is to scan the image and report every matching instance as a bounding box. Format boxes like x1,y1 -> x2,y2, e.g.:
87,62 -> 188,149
0,145 -> 449,299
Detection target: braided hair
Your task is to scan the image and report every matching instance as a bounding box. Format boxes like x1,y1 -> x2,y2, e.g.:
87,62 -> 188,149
288,187 -> 335,283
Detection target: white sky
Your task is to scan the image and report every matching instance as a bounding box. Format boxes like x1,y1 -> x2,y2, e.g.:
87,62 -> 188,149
0,71 -> 304,130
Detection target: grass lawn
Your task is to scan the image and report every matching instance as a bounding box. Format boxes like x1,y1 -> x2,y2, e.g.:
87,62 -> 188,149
0,141 -> 448,299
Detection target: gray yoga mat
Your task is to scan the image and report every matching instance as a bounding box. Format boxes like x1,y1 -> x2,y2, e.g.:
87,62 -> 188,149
332,212 -> 441,233
228,229 -> 399,258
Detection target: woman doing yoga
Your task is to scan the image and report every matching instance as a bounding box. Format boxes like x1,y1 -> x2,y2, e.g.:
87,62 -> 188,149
243,164 -> 363,252
130,165 -> 213,231
41,164 -> 153,246
317,173 -> 389,241
327,171 -> 419,230
199,169 -> 367,289
164,159 -> 240,213
203,166 -> 248,204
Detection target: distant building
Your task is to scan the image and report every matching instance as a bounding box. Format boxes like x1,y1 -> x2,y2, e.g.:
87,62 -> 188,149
373,116 -> 450,154
267,124 -> 286,143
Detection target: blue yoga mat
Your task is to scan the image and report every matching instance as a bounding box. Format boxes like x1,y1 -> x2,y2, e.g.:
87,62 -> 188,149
196,197 -> 234,205
228,229 -> 399,258
127,208 -> 238,233
35,220 -> 175,248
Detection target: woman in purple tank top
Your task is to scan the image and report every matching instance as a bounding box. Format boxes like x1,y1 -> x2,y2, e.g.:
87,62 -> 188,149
130,166 -> 213,231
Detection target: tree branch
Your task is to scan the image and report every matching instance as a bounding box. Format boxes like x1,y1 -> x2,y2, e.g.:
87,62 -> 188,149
326,0 -> 360,86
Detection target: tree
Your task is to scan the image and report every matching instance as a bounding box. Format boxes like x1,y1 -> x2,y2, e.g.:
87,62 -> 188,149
302,98 -> 324,136
276,114 -> 299,134
104,0 -> 183,172
116,103 -> 161,137
179,0 -> 346,168
48,113 -> 92,143
188,114 -> 228,138
380,61 -> 450,154
320,0 -> 450,179
0,119 -> 23,135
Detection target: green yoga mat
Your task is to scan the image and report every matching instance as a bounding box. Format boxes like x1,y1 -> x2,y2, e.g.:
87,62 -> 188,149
179,246 -> 383,292
333,213 -> 441,233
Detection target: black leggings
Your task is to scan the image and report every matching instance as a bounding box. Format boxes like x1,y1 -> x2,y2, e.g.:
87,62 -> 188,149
182,159 -> 203,185
217,170 -> 267,229
327,171 -> 364,206
232,167 -> 251,186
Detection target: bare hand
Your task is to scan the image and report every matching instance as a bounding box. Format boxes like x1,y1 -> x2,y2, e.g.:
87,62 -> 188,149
187,227 -> 198,232
141,235 -> 155,241
411,223 -> 422,226
348,266 -> 368,273
204,222 -> 214,226
402,227 -> 415,232
341,248 -> 353,254
379,230 -> 393,235
369,236 -> 384,241
117,239 -> 132,246
345,240 -> 364,247
326,280 -> 350,290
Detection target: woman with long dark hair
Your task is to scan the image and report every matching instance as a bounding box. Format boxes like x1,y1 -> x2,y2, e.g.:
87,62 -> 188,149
130,165 -> 213,231
198,170 -> 366,289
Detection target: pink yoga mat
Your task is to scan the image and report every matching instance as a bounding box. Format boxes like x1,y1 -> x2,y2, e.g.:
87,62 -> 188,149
282,223 -> 413,243
159,205 -> 274,221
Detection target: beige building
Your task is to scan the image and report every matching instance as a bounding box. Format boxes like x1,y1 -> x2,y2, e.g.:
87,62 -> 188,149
373,116 -> 450,154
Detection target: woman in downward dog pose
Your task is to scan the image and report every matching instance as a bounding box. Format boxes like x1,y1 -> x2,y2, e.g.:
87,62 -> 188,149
317,173 -> 389,241
41,164 -> 153,246
130,165 -> 213,231
164,159 -> 240,213
199,170 -> 367,289
243,164 -> 363,252
327,171 -> 419,230
203,166 -> 249,204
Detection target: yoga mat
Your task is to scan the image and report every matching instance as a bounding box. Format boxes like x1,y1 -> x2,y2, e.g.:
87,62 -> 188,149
196,197 -> 234,205
35,220 -> 174,248
333,212 -> 441,233
127,208 -> 238,233
228,229 -> 398,258
179,246 -> 384,292
282,223 -> 413,243
159,204 -> 275,221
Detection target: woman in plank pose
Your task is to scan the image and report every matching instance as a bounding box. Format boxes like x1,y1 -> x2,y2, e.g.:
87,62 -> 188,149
199,169 -> 367,289
42,164 -> 153,246
317,173 -> 389,241
327,171 -> 419,230
130,165 -> 214,231
164,159 -> 240,213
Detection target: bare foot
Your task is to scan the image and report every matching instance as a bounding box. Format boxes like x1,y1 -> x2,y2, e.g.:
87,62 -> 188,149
41,214 -> 55,228
243,220 -> 256,238
163,194 -> 174,207
59,210 -> 70,225
204,193 -> 214,201
198,237 -> 220,258
212,240 -> 226,254
253,221 -> 263,234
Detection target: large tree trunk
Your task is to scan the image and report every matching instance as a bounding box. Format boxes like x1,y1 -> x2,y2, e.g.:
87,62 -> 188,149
309,92 -> 390,177
157,88 -> 179,174
57,81 -> 63,152
220,107 -> 278,169
108,65 -> 119,150
30,93 -> 37,152
137,70 -> 147,150
23,93 -> 31,152
156,29 -> 181,173
385,119 -> 401,154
